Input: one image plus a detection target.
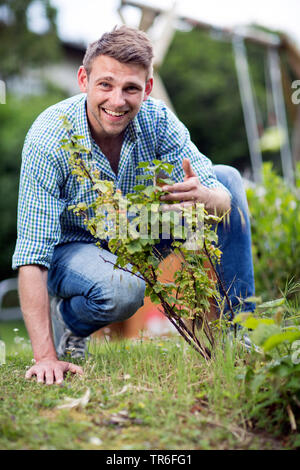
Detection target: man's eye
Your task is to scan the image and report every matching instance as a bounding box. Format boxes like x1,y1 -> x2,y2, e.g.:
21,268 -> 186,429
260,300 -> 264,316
99,82 -> 110,88
126,86 -> 138,92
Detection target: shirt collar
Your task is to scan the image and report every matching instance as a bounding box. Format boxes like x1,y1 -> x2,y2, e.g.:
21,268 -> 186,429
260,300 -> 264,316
126,115 -> 141,141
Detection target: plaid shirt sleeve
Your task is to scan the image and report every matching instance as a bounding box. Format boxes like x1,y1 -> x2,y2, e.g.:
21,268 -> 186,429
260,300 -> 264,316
12,95 -> 231,270
155,103 -> 231,196
12,139 -> 66,269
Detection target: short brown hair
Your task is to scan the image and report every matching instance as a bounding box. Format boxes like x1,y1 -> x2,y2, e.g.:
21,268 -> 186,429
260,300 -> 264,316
83,25 -> 154,78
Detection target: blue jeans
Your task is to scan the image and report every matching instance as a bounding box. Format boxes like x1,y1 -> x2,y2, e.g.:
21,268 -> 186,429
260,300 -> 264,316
214,165 -> 255,317
47,165 -> 255,337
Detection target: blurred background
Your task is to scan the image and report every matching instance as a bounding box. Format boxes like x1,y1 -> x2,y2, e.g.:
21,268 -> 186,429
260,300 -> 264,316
0,0 -> 299,315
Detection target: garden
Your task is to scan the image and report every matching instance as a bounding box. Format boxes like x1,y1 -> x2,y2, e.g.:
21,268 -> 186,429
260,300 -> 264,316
1,157 -> 300,450
0,0 -> 300,451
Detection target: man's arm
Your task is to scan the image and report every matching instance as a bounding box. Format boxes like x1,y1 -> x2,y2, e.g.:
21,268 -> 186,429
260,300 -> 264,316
152,102 -> 231,214
19,265 -> 83,385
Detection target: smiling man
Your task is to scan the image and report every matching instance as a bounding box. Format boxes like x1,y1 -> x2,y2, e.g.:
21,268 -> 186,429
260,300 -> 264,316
13,26 -> 255,385
78,53 -> 153,174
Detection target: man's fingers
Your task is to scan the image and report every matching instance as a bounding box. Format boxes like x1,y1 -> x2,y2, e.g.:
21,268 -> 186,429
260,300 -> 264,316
162,179 -> 195,194
36,369 -> 45,384
160,203 -> 182,213
160,201 -> 194,212
25,366 -> 36,380
182,158 -> 197,178
161,191 -> 196,202
45,368 -> 55,386
66,362 -> 84,375
54,368 -> 64,385
24,360 -> 84,385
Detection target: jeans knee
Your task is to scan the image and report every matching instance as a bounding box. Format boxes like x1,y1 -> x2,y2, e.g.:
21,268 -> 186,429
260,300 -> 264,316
88,275 -> 146,324
214,164 -> 249,213
112,277 -> 146,322
214,164 -> 243,190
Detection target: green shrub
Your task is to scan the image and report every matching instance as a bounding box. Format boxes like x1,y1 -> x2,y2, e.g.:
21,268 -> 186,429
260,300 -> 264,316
246,162 -> 300,299
235,301 -> 300,435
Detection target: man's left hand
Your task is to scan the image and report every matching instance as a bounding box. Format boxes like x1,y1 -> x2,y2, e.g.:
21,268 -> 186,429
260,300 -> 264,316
160,158 -> 210,210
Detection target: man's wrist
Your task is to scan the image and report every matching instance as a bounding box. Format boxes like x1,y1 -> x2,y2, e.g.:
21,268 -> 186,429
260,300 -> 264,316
203,187 -> 231,215
199,186 -> 213,210
34,347 -> 58,362
34,355 -> 58,363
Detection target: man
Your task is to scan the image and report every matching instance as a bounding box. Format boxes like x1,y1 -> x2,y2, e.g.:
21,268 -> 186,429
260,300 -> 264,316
13,26 -> 255,385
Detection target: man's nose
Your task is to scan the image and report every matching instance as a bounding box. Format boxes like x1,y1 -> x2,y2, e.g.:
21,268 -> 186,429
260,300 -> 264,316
109,88 -> 126,109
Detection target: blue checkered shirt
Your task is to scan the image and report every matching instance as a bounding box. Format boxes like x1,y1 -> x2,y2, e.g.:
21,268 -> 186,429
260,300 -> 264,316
12,93 -> 230,270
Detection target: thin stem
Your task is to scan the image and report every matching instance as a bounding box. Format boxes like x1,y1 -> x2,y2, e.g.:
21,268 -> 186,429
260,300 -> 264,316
160,297 -> 211,360
160,303 -> 210,360
203,240 -> 236,331
98,252 -> 145,282
101,248 -> 211,359
176,245 -> 215,348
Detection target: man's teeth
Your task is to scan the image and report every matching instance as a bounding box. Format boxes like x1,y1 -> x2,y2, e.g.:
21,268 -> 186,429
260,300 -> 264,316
104,109 -> 127,116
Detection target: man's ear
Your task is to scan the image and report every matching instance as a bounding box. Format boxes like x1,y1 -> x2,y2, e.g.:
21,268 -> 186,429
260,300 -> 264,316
77,66 -> 88,93
143,77 -> 153,101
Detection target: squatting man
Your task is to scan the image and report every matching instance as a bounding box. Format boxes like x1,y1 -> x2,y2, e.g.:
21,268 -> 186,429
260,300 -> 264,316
13,26 -> 256,385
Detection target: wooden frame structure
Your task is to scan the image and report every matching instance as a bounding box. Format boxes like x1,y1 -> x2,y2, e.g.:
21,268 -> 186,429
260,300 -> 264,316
119,0 -> 300,184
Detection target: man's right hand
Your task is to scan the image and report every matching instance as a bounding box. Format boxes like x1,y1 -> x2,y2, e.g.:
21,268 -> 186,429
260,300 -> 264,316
25,358 -> 84,385
18,266 -> 84,386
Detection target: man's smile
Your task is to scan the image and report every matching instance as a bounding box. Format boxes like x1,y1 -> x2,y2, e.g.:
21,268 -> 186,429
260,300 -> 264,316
101,108 -> 129,117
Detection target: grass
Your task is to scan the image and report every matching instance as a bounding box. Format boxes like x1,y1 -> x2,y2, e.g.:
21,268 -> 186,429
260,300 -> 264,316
0,320 -> 298,450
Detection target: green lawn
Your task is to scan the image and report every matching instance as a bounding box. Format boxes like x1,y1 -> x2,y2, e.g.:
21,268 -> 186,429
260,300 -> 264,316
0,320 -> 298,450
0,320 -> 29,356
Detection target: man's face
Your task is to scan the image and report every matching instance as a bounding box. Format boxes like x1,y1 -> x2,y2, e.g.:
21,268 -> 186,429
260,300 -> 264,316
78,55 -> 153,140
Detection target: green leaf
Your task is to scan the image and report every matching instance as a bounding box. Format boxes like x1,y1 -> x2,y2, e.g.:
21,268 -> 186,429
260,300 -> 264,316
153,283 -> 165,294
262,330 -> 300,352
149,292 -> 161,304
136,174 -> 153,181
143,186 -> 156,197
245,296 -> 263,304
251,323 -> 281,346
75,145 -> 91,154
72,134 -> 85,140
126,240 -> 143,254
249,371 -> 266,393
161,162 -> 174,175
92,182 -> 112,193
139,238 -> 151,247
256,298 -> 285,310
77,202 -> 88,210
60,143 -> 72,151
59,116 -> 72,130
133,184 -> 146,191
136,162 -> 150,169
206,231 -> 218,243
242,316 -> 275,330
157,177 -> 175,185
